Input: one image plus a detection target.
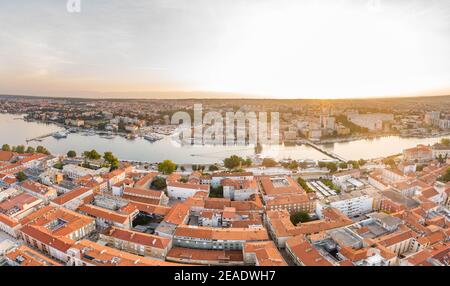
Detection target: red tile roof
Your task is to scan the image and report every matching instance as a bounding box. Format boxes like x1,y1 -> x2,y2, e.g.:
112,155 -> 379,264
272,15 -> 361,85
51,187 -> 92,205
103,227 -> 171,249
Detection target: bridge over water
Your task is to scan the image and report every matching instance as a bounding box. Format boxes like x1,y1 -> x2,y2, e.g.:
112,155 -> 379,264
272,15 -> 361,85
298,139 -> 347,162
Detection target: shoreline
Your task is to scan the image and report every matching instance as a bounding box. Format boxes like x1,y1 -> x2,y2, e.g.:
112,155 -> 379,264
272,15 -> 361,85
17,112 -> 450,145
316,132 -> 450,145
1,112 -> 448,164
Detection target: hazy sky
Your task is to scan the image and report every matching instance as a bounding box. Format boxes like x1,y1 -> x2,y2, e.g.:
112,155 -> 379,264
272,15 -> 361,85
1,0 -> 450,99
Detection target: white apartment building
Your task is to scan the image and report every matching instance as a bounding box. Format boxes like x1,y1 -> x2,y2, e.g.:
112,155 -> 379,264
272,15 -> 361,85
347,113 -> 394,131
210,172 -> 254,188
424,111 -> 440,125
222,178 -> 258,201
166,183 -> 210,200
316,190 -> 374,218
63,164 -> 99,179
332,169 -> 361,189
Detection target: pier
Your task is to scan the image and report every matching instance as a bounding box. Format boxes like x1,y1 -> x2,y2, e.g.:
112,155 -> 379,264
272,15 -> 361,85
26,132 -> 55,143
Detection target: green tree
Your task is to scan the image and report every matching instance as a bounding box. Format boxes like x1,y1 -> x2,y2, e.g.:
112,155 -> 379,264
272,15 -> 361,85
26,146 -> 35,154
2,144 -> 11,151
67,150 -> 77,158
297,177 -> 313,193
335,115 -> 369,134
440,138 -> 450,146
109,158 -> 120,171
118,120 -> 126,131
437,154 -> 446,164
326,162 -> 338,173
158,160 -> 177,175
208,164 -> 219,172
224,155 -> 242,170
438,168 -> 450,183
90,149 -> 101,160
339,162 -> 348,169
36,146 -> 50,155
288,161 -> 299,170
103,151 -> 115,162
262,158 -> 277,167
97,122 -> 107,130
15,145 -> 25,154
347,160 -> 360,169
209,186 -> 224,198
358,159 -> 367,166
84,149 -> 101,160
53,162 -> 64,170
383,158 -> 396,168
321,179 -> 341,193
81,161 -> 91,169
151,176 -> 167,190
244,158 -> 252,167
290,211 -> 311,225
16,171 -> 28,182
102,151 -> 120,171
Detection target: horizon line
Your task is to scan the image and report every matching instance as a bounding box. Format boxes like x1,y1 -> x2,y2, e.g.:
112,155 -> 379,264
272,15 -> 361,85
1,91 -> 450,102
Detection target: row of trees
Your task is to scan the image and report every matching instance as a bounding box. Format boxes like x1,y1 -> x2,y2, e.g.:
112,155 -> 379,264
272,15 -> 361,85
297,177 -> 314,193
335,115 -> 369,134
157,160 -> 221,175
318,159 -> 367,173
67,149 -> 120,171
223,155 -> 282,170
320,178 -> 341,193
2,144 -> 50,155
318,161 -> 338,173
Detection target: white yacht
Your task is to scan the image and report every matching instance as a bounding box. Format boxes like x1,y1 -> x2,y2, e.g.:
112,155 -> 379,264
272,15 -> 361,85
144,133 -> 163,142
53,131 -> 68,139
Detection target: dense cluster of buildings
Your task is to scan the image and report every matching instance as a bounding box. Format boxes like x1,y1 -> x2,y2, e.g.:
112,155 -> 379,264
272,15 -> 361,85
0,139 -> 448,267
2,96 -> 450,145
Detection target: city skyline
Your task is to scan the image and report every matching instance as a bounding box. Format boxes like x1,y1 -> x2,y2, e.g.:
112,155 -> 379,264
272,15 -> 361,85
1,0 -> 450,99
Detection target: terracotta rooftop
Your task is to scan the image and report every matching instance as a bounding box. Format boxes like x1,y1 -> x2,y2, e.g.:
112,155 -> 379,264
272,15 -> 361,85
123,187 -> 163,199
286,236 -> 333,266
51,186 -> 92,205
259,176 -> 303,196
167,247 -> 243,264
244,241 -> 287,266
69,239 -> 179,266
78,204 -> 130,224
174,225 -> 269,241
6,245 -> 62,266
103,226 -> 171,249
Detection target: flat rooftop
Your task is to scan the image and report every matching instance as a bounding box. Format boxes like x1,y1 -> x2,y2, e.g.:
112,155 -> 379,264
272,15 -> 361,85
328,228 -> 363,249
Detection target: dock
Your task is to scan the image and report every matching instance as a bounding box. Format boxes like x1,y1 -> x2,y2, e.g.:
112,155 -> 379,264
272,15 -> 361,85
26,132 -> 55,143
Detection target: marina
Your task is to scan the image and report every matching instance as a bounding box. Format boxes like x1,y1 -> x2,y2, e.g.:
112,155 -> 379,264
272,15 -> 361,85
1,113 -> 447,164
